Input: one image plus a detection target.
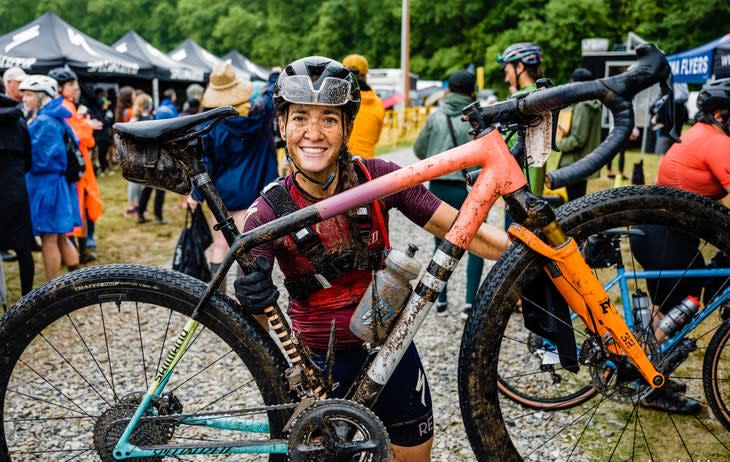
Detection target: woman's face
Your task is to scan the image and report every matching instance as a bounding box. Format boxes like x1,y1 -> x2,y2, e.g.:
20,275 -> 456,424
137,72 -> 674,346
280,104 -> 345,178
22,91 -> 39,112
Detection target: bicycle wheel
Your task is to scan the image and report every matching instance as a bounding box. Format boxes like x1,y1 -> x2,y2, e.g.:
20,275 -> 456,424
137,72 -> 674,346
704,316 -> 730,431
459,186 -> 730,461
0,264 -> 293,461
496,311 -> 597,410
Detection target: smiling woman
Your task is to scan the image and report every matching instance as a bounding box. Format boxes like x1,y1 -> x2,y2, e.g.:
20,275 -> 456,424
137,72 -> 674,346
233,55 -> 510,462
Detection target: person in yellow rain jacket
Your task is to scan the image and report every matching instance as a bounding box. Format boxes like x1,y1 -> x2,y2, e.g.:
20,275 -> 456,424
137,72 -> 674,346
343,54 -> 385,158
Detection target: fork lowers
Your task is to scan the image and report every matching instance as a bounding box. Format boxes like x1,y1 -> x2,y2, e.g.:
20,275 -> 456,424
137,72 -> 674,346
503,186 -> 567,245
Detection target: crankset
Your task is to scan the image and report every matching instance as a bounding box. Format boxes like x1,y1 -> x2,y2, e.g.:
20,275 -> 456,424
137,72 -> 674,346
288,399 -> 390,462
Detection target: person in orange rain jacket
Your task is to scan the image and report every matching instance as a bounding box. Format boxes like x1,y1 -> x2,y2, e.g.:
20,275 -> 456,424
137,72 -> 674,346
49,67 -> 103,264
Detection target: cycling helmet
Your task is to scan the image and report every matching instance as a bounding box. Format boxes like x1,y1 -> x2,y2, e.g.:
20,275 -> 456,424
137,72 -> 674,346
274,56 -> 360,121
18,75 -> 58,98
697,78 -> 730,115
48,66 -> 78,85
497,42 -> 543,68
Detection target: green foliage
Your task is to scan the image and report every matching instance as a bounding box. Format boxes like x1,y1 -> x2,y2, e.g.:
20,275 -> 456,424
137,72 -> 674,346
0,0 -> 727,92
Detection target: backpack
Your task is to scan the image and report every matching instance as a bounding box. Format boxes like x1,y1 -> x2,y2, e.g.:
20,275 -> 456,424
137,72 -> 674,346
63,131 -> 85,183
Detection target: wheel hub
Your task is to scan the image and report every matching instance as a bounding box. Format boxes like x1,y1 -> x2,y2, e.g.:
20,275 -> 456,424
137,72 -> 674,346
93,392 -> 181,462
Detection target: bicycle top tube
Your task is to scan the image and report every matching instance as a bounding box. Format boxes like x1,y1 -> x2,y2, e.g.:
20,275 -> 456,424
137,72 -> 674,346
229,128 -> 526,258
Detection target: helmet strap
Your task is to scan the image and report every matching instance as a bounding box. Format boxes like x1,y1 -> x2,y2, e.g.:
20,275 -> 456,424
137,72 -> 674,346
511,63 -> 525,91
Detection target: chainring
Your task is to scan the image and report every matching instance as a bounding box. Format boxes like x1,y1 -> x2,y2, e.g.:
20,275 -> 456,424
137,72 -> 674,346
288,399 -> 390,462
93,392 -> 179,462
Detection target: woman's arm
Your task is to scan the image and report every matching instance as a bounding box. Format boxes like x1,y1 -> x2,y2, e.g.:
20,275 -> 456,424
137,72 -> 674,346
423,202 -> 510,260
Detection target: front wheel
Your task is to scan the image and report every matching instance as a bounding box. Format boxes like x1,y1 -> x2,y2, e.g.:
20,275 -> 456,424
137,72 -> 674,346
0,264 -> 293,461
460,186 -> 730,461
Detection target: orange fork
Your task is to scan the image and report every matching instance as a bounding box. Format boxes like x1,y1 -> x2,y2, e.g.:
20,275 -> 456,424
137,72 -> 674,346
508,223 -> 665,389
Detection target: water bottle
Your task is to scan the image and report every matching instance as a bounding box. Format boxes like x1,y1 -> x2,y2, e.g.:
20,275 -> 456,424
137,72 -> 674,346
350,244 -> 422,343
631,289 -> 653,333
657,295 -> 701,338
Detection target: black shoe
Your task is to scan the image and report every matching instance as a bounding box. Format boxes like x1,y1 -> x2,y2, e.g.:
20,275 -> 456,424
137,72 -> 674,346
155,218 -> 170,225
640,389 -> 700,414
79,252 -> 97,264
137,216 -> 150,224
1,250 -> 17,262
665,378 -> 687,394
435,301 -> 448,314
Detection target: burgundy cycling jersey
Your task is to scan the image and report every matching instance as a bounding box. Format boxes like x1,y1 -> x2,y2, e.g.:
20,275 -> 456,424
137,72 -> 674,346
243,158 -> 441,348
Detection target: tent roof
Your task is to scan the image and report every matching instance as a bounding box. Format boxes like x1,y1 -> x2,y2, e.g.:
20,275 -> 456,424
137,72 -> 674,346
0,12 -> 154,79
113,31 -> 206,83
667,34 -> 730,84
222,50 -> 270,81
169,39 -> 250,80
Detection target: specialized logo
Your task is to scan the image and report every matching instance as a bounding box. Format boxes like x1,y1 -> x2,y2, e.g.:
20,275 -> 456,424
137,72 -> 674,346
415,369 -> 426,407
5,25 -> 39,52
67,27 -> 97,56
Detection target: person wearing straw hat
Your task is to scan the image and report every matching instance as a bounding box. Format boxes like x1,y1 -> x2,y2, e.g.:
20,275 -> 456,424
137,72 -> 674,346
189,62 -> 279,278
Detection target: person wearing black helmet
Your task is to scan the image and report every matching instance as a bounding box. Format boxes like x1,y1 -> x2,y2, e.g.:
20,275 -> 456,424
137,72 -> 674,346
627,78 -> 730,415
49,66 -> 103,265
234,56 -> 510,461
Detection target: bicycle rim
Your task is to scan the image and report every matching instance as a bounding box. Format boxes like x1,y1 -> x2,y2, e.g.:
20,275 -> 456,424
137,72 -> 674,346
0,264 -> 292,461
704,318 -> 730,431
460,186 -> 730,461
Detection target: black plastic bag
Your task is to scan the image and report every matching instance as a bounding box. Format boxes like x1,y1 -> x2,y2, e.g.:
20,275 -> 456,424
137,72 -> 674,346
521,271 -> 579,373
172,205 -> 213,281
631,159 -> 645,185
63,131 -> 85,183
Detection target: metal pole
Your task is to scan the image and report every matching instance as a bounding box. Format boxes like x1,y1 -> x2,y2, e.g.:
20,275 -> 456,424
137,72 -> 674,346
401,0 -> 409,109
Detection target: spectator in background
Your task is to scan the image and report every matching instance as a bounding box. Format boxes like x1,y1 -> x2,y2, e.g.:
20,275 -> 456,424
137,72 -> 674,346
180,97 -> 201,116
49,67 -> 103,265
115,85 -> 135,123
156,88 -> 179,119
182,83 -> 204,115
555,68 -> 602,201
2,67 -> 28,104
20,75 -> 80,280
189,62 -> 278,279
90,88 -> 114,176
342,54 -> 385,158
652,83 -> 690,155
0,92 -> 35,295
2,67 -> 30,263
414,70 -> 483,318
498,42 -> 545,196
134,92 -> 169,224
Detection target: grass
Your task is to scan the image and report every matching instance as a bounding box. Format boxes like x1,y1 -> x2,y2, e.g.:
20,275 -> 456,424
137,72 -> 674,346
2,168 -> 190,307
